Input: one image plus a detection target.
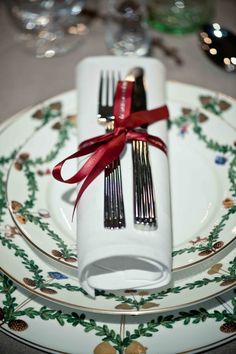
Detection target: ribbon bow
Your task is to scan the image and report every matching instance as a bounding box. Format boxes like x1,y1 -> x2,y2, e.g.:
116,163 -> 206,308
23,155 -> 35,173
52,80 -> 169,217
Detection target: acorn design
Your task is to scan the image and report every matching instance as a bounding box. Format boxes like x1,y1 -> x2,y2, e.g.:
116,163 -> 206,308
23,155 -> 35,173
198,249 -> 212,256
15,214 -> 28,224
182,108 -> 192,115
40,287 -> 57,294
94,342 -> 116,354
14,161 -> 22,171
124,289 -> 138,294
18,153 -> 29,161
51,249 -> 63,258
125,341 -> 147,354
220,279 -> 236,287
23,277 -> 36,287
141,302 -> 159,309
52,122 -> 61,130
137,291 -> 149,296
207,263 -> 222,275
220,322 -> 236,333
213,241 -> 224,250
11,201 -> 23,213
223,198 -> 234,209
199,96 -> 212,106
198,113 -> 208,123
49,102 -> 62,111
218,100 -> 231,111
32,109 -> 43,119
63,257 -> 77,263
115,304 -> 133,310
67,115 -> 76,124
8,319 -> 28,331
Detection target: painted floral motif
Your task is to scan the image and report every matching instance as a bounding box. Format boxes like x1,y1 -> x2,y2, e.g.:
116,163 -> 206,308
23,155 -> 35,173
178,123 -> 189,137
3,225 -> 21,238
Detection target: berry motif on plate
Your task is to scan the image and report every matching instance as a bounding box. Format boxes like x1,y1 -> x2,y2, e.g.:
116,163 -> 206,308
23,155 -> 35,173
4,225 -> 21,238
48,271 -> 68,280
215,155 -> 227,165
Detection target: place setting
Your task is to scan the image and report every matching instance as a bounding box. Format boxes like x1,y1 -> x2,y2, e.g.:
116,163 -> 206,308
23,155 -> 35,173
0,53 -> 236,353
1,0 -> 236,353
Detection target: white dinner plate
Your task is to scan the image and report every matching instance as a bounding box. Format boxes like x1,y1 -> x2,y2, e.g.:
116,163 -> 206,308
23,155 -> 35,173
0,270 -> 235,354
6,83 -> 236,273
1,84 -> 236,315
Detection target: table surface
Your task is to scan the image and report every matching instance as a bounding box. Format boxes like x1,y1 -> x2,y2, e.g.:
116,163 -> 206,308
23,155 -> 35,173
0,0 -> 235,353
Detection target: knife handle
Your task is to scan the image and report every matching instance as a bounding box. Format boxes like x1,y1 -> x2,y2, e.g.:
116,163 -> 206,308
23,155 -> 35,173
132,139 -> 157,230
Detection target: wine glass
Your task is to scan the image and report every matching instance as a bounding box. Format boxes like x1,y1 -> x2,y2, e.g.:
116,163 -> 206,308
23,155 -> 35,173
5,0 -> 87,58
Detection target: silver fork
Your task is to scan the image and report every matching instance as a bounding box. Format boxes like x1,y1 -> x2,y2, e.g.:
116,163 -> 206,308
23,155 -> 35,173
97,71 -> 125,229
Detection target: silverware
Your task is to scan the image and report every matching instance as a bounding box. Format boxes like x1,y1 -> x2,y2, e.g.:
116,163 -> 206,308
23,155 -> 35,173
97,71 -> 125,229
128,67 -> 157,229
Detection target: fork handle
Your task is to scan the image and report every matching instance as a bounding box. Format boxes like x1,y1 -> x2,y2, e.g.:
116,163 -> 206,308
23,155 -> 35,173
104,158 -> 125,229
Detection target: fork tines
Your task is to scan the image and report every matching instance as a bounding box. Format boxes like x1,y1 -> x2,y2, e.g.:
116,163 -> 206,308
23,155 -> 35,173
98,71 -> 125,229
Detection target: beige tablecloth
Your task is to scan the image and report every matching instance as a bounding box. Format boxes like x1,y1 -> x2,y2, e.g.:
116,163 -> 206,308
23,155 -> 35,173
0,0 -> 235,353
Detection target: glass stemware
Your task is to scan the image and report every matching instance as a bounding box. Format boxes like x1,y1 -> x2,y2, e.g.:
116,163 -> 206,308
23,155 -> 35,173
5,0 -> 86,58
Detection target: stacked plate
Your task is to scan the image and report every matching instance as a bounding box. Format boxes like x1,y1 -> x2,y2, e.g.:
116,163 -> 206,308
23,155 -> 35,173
0,79 -> 235,353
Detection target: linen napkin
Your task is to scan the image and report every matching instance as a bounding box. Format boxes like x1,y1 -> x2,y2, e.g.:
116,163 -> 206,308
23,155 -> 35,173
76,56 -> 172,297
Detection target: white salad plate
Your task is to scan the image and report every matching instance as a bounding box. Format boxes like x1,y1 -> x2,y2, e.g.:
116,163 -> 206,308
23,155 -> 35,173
0,83 -> 235,315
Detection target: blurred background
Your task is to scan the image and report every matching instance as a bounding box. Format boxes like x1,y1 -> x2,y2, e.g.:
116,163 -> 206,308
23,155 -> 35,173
0,0 -> 235,123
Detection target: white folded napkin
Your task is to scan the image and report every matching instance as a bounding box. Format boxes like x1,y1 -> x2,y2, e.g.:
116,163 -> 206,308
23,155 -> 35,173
76,56 -> 172,297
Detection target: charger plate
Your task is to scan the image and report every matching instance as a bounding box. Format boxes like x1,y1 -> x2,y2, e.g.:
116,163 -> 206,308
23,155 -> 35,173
0,83 -> 236,315
0,270 -> 235,354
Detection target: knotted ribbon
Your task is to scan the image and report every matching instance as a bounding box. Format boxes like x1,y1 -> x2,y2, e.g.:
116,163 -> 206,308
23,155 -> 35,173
52,80 -> 169,216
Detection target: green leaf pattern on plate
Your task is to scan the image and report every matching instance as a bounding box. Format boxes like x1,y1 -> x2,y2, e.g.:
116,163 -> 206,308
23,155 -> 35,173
0,97 -> 236,310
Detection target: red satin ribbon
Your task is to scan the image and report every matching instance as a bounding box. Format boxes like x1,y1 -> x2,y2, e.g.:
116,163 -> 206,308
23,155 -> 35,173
52,80 -> 169,217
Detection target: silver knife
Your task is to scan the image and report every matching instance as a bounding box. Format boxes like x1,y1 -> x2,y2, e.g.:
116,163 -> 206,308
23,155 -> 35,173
127,67 -> 157,229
